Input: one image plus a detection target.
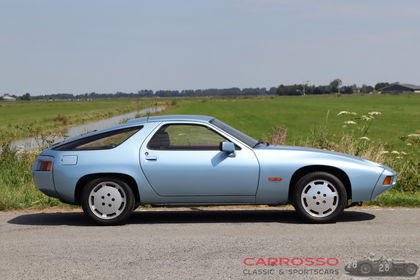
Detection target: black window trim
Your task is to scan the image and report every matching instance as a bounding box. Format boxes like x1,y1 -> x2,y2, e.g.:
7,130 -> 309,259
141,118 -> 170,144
209,118 -> 258,148
53,125 -> 143,151
147,123 -> 241,151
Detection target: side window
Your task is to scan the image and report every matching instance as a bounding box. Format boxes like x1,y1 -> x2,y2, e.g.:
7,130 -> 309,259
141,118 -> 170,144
54,126 -> 142,151
148,124 -> 227,150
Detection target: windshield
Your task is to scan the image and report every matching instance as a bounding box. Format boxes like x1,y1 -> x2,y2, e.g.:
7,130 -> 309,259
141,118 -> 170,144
210,119 -> 258,147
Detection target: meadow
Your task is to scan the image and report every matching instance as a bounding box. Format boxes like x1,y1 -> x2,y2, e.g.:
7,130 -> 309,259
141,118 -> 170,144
0,99 -> 159,142
0,94 -> 419,210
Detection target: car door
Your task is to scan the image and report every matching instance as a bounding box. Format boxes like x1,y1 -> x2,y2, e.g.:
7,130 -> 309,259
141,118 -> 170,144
140,122 -> 259,197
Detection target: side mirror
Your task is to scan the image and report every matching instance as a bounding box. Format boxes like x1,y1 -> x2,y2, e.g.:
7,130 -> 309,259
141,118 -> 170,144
219,141 -> 235,157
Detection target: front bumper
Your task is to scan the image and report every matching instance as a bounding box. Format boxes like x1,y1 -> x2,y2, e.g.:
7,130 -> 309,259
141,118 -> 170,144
370,167 -> 397,200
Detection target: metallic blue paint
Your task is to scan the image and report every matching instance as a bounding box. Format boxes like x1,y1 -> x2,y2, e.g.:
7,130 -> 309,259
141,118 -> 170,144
32,115 -> 397,206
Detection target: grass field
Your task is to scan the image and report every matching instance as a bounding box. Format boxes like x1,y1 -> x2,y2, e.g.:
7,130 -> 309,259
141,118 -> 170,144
0,94 -> 419,210
0,99 -> 160,142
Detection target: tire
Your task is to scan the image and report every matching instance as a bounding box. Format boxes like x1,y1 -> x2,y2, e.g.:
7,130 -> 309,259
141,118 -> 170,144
359,263 -> 372,275
81,177 -> 135,225
292,171 -> 347,223
405,263 -> 418,276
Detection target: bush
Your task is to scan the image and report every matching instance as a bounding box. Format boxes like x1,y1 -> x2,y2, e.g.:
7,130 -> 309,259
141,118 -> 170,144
299,111 -> 419,193
53,114 -> 69,125
0,143 -> 62,210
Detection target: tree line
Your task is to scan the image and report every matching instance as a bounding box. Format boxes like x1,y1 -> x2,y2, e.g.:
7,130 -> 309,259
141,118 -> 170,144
2,81 -> 392,100
25,87 -> 277,100
276,80 -> 390,96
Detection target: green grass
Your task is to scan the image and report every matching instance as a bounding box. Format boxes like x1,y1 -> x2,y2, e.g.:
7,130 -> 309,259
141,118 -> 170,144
365,190 -> 420,207
0,145 -> 64,210
0,99 -> 160,142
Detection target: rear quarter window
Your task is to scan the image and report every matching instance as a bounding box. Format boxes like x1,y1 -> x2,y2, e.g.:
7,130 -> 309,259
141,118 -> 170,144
54,126 -> 142,151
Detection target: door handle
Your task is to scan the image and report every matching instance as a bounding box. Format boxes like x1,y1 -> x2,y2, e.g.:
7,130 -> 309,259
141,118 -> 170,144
145,155 -> 157,161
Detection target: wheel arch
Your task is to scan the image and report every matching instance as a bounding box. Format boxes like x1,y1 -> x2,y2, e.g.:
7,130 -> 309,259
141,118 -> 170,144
288,165 -> 352,202
74,173 -> 141,205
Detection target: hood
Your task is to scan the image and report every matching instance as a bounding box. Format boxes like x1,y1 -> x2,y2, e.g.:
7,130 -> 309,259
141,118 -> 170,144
256,145 -> 383,168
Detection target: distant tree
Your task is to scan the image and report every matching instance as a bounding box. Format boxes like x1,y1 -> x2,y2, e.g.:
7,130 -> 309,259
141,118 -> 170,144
374,82 -> 390,91
340,86 -> 353,94
276,85 -> 287,95
268,87 -> 277,95
313,85 -> 330,94
360,84 -> 374,94
351,84 -> 359,93
329,79 -> 342,93
21,93 -> 31,100
276,84 -> 302,96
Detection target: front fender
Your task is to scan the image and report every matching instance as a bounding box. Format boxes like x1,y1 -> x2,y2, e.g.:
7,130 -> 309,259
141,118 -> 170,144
254,148 -> 385,204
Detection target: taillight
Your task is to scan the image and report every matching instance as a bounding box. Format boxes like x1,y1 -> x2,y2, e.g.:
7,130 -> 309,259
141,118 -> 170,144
383,176 -> 392,185
38,160 -> 52,171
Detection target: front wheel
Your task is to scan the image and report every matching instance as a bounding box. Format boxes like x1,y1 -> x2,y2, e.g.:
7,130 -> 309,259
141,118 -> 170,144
292,172 -> 347,223
405,263 -> 418,276
81,177 -> 135,225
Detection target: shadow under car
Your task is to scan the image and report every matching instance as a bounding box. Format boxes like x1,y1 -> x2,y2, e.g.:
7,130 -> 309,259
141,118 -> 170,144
7,209 -> 375,226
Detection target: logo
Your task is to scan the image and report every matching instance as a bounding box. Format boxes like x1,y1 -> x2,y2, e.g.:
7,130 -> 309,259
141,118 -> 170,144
344,253 -> 418,277
243,257 -> 339,266
242,257 -> 340,277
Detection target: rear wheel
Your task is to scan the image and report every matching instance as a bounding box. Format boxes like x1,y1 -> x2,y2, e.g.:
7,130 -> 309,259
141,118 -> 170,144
292,172 -> 347,223
359,263 -> 372,275
81,177 -> 135,225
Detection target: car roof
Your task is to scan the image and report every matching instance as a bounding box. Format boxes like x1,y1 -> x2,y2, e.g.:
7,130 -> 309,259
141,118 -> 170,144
126,115 -> 214,124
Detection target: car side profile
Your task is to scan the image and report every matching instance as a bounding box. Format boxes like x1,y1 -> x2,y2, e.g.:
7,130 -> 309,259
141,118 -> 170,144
32,115 -> 397,225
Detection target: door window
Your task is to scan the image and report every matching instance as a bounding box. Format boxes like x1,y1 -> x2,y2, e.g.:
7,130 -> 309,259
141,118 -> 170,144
147,124 -> 226,150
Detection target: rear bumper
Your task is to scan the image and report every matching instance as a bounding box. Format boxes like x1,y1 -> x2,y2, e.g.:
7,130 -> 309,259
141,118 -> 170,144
32,155 -> 59,199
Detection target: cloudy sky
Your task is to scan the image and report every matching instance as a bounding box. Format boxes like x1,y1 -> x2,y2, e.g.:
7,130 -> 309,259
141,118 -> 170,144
1,0 -> 419,95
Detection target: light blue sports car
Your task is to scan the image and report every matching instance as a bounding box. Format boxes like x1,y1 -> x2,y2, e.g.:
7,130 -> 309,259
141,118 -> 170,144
32,115 -> 396,225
